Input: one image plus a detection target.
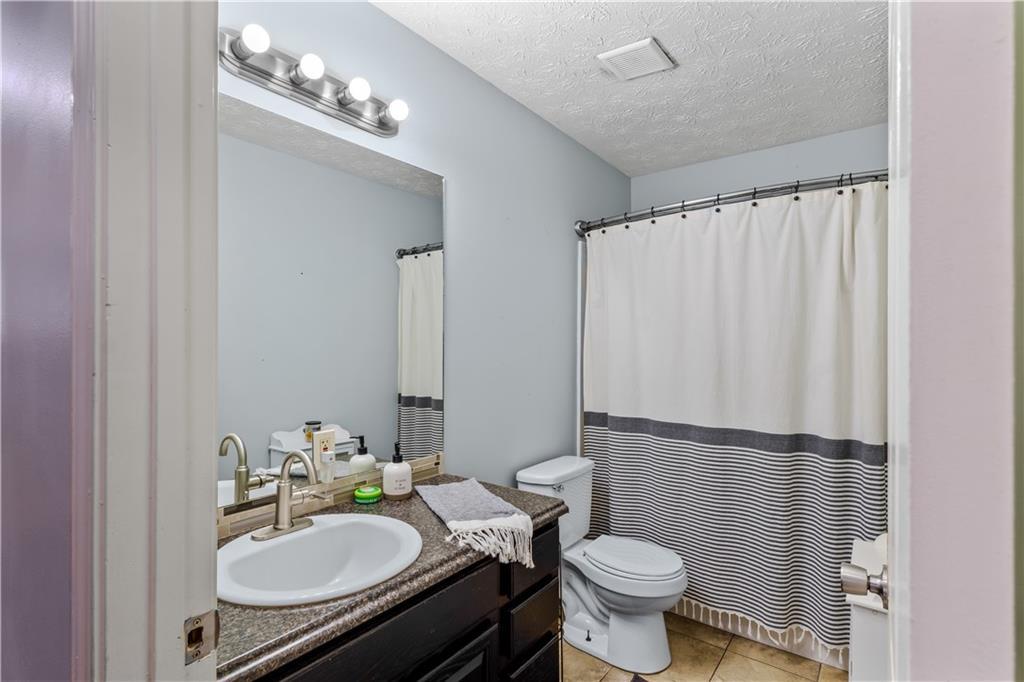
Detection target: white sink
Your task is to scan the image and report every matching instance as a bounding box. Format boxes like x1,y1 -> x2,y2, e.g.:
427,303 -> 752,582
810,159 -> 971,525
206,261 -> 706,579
217,479 -> 276,507
217,514 -> 422,606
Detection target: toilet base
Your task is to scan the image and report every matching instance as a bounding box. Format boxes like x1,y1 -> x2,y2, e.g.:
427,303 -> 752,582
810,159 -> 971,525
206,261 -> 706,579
563,609 -> 671,675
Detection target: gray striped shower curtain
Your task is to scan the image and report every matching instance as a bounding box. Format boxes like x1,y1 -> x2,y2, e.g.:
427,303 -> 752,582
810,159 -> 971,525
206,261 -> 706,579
397,249 -> 444,457
582,183 -> 888,666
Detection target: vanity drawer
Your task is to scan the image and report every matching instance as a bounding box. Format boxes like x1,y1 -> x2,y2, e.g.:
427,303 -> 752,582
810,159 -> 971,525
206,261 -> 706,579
503,523 -> 559,600
413,622 -> 499,682
506,633 -> 558,682
503,576 -> 559,661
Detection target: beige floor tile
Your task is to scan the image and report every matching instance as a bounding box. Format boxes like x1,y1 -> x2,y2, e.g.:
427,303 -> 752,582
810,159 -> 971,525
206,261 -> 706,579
818,664 -> 848,682
564,641 -> 612,682
601,668 -> 637,682
712,652 -> 810,682
665,613 -> 733,649
726,638 -> 820,680
644,631 -> 726,682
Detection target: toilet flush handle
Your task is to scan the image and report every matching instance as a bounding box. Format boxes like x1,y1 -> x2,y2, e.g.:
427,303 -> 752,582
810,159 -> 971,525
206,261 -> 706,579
553,483 -> 564,493
840,562 -> 888,609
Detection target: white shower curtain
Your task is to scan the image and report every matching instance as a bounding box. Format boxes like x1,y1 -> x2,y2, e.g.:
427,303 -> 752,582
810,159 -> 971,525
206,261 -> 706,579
583,183 -> 887,665
397,250 -> 444,457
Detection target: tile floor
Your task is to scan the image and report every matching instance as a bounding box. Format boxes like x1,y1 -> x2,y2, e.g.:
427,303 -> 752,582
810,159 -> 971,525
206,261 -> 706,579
562,613 -> 848,682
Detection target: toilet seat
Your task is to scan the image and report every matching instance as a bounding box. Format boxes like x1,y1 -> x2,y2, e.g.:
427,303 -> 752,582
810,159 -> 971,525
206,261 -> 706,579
583,535 -> 685,582
564,537 -> 688,600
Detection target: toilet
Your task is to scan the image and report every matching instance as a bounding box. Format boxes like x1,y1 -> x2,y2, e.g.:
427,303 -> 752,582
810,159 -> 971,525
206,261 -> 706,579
516,456 -> 687,674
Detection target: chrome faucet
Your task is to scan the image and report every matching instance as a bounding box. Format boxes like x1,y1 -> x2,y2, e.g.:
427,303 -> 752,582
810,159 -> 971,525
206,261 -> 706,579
218,433 -> 272,504
252,450 -> 320,541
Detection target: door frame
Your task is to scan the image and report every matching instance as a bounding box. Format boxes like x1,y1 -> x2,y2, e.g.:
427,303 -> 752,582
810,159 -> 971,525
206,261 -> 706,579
91,2 -> 219,679
886,3 -> 911,679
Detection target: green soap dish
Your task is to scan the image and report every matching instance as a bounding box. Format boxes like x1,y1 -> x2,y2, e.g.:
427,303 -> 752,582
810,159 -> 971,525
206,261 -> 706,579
354,485 -> 382,504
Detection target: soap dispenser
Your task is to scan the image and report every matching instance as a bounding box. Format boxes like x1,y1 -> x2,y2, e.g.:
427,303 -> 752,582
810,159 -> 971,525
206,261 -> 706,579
382,443 -> 412,501
349,435 -> 377,476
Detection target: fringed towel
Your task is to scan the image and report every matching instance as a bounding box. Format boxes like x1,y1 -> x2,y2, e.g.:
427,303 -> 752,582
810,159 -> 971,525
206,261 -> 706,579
416,478 -> 534,567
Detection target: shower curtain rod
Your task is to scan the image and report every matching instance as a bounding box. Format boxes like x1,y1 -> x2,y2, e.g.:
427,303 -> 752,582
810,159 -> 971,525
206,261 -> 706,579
396,241 -> 443,258
574,168 -> 889,235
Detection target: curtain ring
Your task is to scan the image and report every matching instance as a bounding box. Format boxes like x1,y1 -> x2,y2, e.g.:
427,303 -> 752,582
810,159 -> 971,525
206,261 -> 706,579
715,193 -> 721,213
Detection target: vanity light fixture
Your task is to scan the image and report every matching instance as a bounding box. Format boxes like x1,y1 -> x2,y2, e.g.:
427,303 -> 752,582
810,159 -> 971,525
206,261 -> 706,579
290,53 -> 325,85
218,26 -> 408,138
231,23 -> 271,60
338,76 -> 372,105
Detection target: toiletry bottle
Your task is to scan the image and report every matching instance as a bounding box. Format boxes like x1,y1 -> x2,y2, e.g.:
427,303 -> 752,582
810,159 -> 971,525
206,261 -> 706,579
382,444 -> 412,501
349,435 -> 376,476
304,420 -> 322,443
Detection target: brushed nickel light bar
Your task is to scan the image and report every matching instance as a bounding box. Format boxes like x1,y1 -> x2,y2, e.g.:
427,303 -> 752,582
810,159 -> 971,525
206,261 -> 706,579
218,25 -> 409,138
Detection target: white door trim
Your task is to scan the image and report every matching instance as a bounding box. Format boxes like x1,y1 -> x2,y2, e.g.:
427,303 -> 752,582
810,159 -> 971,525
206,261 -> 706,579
886,2 -> 911,680
92,2 -> 218,679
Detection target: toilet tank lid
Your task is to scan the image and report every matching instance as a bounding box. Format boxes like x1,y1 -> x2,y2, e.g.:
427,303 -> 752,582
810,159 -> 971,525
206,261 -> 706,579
517,456 -> 594,485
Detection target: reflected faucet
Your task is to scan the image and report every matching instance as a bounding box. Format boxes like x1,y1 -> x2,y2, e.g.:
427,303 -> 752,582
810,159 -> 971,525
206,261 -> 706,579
219,433 -> 272,504
252,450 -> 320,541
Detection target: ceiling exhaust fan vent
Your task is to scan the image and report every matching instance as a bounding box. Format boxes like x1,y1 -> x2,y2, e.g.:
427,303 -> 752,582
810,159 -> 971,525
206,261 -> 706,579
597,37 -> 675,81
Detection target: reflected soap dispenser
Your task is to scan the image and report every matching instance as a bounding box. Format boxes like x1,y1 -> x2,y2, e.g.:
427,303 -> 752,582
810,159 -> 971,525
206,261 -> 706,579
382,443 -> 412,501
349,435 -> 377,476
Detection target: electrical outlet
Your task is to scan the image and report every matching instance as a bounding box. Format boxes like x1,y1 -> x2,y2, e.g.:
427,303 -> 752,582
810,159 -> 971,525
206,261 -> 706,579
312,429 -> 336,483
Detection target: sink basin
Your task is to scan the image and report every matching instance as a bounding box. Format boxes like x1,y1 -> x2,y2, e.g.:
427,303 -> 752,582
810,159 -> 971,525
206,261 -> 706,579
217,479 -> 276,507
217,514 -> 422,606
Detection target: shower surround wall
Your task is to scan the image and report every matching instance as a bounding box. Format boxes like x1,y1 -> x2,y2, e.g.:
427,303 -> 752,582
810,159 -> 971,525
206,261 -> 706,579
630,123 -> 887,210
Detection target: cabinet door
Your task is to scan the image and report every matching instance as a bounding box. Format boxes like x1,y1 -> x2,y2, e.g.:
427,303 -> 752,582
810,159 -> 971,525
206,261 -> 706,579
414,623 -> 499,682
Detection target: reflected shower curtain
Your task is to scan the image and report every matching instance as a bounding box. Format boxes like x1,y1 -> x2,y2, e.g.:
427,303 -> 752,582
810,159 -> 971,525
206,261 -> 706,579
583,183 -> 887,665
397,250 -> 444,457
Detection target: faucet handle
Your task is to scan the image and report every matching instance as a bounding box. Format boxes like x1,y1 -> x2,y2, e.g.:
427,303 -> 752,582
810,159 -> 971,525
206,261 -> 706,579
293,489 -> 331,504
248,473 -> 274,490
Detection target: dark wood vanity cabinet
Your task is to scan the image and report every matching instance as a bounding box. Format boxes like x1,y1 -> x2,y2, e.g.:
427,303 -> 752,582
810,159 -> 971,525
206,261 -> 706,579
266,523 -> 561,682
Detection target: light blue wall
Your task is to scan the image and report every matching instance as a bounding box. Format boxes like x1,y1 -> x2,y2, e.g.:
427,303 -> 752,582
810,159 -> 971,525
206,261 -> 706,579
218,3 -> 630,484
218,133 -> 442,477
630,124 -> 888,210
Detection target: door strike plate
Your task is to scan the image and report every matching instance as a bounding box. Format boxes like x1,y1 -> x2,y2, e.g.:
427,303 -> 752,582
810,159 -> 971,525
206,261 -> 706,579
184,609 -> 218,665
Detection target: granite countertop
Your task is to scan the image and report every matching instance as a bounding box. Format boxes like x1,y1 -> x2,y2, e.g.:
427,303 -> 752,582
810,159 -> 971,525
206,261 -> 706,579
217,474 -> 568,681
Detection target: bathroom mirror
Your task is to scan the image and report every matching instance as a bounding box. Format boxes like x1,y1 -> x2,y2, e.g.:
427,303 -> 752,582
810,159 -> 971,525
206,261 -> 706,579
216,94 -> 444,511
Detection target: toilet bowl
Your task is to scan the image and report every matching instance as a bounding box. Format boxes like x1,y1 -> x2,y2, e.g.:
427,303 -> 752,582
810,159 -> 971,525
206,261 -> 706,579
516,456 -> 687,674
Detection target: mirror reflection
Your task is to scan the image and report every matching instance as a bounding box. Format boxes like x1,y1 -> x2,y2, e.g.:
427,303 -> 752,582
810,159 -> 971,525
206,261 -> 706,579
216,95 -> 444,510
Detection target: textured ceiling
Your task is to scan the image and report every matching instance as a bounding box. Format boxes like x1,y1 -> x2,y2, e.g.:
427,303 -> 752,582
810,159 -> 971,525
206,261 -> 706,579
218,94 -> 443,198
375,2 -> 887,177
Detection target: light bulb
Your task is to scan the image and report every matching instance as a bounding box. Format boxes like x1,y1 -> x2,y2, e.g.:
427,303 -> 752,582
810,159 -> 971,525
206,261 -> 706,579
290,53 -> 325,84
348,77 -> 372,102
337,76 -> 372,105
231,23 -> 270,60
382,99 -> 410,124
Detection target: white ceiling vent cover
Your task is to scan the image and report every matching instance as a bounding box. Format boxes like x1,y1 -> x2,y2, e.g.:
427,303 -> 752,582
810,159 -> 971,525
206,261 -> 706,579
597,38 -> 675,81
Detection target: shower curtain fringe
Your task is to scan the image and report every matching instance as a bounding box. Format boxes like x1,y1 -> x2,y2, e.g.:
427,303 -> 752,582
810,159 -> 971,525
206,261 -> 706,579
676,598 -> 849,670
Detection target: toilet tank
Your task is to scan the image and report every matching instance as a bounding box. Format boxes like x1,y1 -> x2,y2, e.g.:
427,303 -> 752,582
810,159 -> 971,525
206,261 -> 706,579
516,456 -> 594,548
